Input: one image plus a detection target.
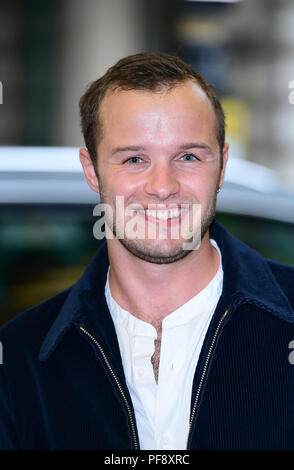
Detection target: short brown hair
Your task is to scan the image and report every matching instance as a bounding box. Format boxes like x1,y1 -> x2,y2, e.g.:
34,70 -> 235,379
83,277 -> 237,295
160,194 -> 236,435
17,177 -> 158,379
79,52 -> 225,165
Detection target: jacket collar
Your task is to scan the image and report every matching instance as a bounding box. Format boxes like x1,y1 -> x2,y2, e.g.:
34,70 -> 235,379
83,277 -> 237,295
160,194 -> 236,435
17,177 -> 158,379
39,240 -> 112,361
210,221 -> 293,320
39,221 -> 294,361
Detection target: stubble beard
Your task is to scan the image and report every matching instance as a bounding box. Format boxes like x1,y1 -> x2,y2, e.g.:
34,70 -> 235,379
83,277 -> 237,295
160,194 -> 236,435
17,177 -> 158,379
117,204 -> 217,264
98,176 -> 220,265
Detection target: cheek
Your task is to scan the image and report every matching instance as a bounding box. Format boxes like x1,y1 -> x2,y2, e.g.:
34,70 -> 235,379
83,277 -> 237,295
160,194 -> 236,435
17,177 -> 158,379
102,172 -> 144,201
183,170 -> 219,197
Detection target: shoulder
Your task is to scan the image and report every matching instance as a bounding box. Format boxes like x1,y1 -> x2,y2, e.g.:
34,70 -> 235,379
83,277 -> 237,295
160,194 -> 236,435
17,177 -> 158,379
266,259 -> 294,303
0,286 -> 72,352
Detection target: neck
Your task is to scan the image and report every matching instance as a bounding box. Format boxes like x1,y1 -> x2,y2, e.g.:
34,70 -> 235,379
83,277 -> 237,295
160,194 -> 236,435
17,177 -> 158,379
107,232 -> 220,326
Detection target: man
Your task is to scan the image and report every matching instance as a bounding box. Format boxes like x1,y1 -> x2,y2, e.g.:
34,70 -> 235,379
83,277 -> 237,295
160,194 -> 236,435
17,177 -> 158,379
0,52 -> 294,450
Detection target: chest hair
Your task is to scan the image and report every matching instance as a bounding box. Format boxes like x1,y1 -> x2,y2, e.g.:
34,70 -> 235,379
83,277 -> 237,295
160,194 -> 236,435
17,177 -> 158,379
151,325 -> 162,383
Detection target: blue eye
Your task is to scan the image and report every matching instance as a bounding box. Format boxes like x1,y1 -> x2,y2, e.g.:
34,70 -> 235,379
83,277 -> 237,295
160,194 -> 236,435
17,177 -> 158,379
181,153 -> 197,161
125,156 -> 143,164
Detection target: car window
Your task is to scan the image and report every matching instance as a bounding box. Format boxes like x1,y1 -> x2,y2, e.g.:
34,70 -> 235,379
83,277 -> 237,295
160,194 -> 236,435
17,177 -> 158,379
215,213 -> 294,267
0,205 -> 100,325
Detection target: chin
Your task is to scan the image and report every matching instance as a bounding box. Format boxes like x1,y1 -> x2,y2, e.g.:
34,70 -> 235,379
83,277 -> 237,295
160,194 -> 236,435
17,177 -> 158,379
118,238 -> 194,264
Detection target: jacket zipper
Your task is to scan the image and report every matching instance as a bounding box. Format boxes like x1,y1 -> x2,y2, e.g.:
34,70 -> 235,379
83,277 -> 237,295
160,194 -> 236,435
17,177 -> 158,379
186,307 -> 230,449
79,325 -> 139,450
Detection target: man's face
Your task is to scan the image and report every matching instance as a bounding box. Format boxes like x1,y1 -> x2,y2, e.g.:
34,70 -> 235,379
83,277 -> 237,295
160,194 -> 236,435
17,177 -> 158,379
81,80 -> 228,264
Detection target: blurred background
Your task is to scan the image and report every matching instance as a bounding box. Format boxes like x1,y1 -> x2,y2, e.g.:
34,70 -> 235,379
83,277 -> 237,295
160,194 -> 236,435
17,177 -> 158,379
0,0 -> 294,325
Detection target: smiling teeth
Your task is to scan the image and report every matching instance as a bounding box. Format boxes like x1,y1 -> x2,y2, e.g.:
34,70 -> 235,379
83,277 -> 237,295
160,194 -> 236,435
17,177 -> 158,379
145,208 -> 183,220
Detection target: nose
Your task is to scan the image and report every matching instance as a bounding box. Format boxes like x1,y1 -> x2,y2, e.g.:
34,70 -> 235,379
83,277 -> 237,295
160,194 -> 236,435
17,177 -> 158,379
144,162 -> 180,200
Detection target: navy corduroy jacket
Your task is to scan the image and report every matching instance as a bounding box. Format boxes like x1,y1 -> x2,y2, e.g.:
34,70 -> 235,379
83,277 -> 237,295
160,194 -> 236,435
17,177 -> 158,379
0,221 -> 294,450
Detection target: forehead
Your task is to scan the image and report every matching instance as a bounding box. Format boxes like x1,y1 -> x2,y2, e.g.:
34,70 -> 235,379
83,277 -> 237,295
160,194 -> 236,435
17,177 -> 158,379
100,80 -> 212,114
98,80 -> 217,145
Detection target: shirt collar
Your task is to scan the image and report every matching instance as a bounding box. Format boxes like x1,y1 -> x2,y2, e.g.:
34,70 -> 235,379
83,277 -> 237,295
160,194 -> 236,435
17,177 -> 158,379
105,239 -> 223,333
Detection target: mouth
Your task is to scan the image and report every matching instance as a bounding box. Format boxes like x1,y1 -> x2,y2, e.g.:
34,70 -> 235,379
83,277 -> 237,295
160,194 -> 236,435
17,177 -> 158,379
144,207 -> 184,221
128,204 -> 189,224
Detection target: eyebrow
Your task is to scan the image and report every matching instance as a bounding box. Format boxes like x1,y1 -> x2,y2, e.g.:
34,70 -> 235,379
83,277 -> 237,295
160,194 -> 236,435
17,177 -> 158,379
177,142 -> 212,152
111,142 -> 212,155
111,145 -> 145,155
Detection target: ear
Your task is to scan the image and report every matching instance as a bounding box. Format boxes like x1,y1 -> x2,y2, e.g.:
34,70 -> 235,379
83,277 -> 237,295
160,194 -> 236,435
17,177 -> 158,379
79,148 -> 100,193
218,143 -> 229,190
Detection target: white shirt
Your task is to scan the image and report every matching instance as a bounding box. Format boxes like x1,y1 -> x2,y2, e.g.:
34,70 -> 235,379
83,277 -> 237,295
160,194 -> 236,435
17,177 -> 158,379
104,239 -> 223,450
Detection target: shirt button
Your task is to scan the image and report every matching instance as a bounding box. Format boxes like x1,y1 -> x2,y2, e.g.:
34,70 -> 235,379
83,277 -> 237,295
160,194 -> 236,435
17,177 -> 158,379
162,436 -> 169,446
138,368 -> 144,377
